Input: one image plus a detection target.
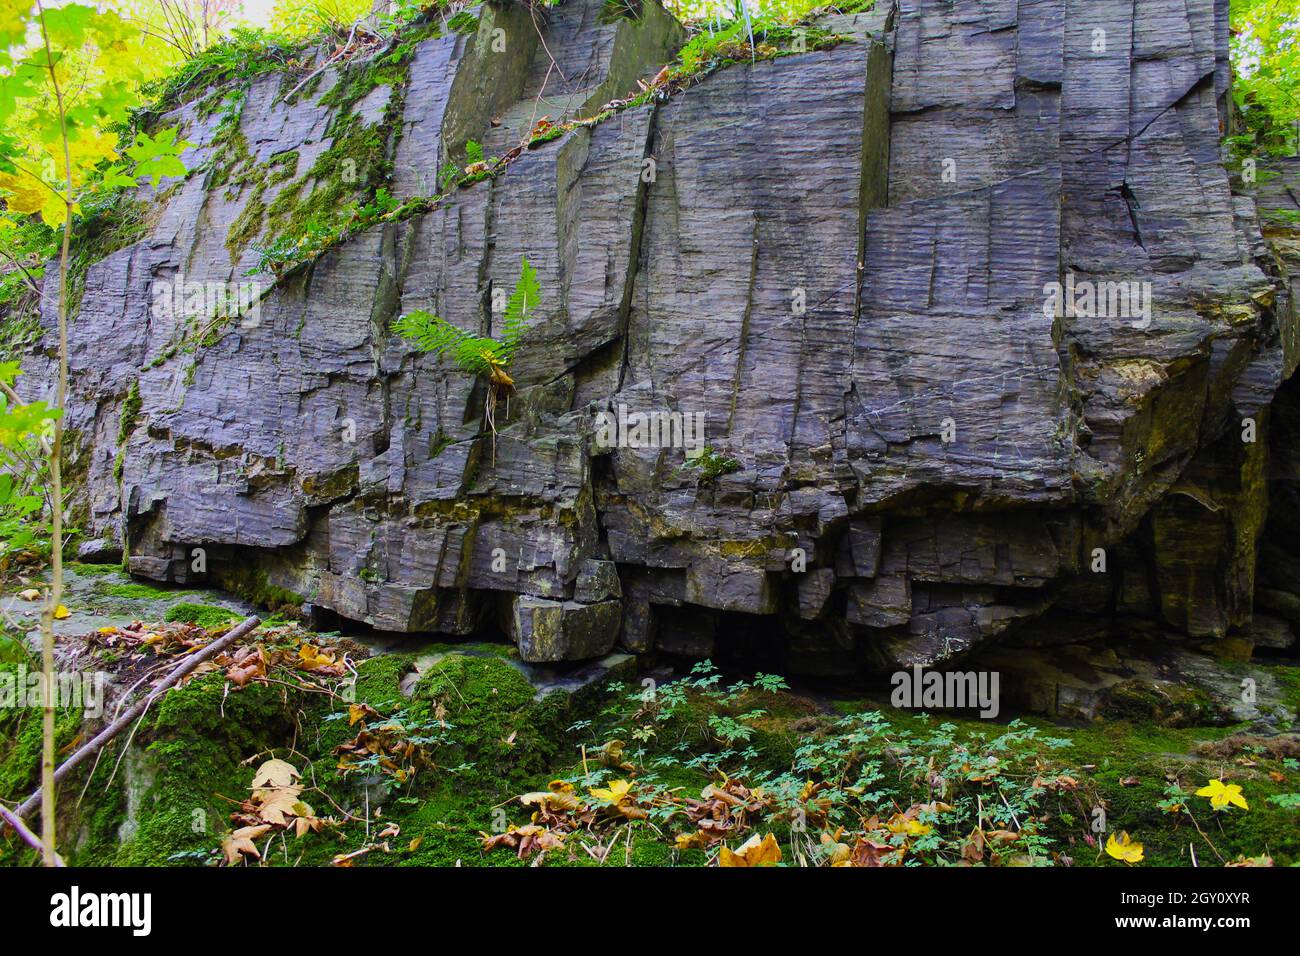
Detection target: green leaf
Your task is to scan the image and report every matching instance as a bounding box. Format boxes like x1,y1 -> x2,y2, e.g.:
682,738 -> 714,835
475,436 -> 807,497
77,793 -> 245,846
124,127 -> 192,188
133,154 -> 187,188
97,164 -> 137,191
498,255 -> 540,363
393,309 -> 482,371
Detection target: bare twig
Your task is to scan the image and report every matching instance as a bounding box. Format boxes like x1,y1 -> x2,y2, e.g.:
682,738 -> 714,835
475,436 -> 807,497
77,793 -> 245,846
7,616 -> 261,824
0,803 -> 63,865
278,20 -> 360,106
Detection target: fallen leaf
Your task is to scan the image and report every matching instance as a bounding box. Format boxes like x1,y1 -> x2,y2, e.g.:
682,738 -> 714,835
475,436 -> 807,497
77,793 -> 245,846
519,789 -> 581,813
986,829 -> 1020,846
820,831 -> 851,865
348,702 -> 381,726
256,788 -> 304,827
844,837 -> 898,868
719,832 -> 782,867
222,824 -> 271,865
1105,831 -> 1144,864
886,812 -> 933,837
1196,778 -> 1248,811
250,759 -> 301,794
589,778 -> 634,806
298,643 -> 339,671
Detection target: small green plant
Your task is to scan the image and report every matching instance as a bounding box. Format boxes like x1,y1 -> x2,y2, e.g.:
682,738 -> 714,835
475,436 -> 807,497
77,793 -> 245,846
393,256 -> 540,463
355,187 -> 400,222
437,162 -> 462,192
446,10 -> 479,36
250,216 -> 338,277
684,445 -> 741,482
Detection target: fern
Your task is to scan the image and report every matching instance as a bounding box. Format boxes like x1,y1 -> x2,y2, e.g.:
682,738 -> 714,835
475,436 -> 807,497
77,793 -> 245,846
498,256 -> 539,363
392,310 -> 478,366
393,256 -> 542,463
393,256 -> 539,377
677,22 -> 746,75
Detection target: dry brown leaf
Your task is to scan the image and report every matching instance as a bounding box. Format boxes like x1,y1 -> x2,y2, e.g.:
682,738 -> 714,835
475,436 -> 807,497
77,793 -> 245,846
222,824 -> 271,865
250,758 -> 301,794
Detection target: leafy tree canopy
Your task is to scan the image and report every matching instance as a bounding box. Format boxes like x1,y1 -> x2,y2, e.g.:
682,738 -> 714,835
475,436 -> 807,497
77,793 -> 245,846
1231,0 -> 1300,155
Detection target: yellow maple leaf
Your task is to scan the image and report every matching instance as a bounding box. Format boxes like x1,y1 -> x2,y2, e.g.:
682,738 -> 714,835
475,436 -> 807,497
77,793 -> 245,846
298,643 -> 337,670
719,832 -> 782,867
1105,830 -> 1145,864
54,128 -> 119,190
588,778 -> 633,805
53,604 -> 70,620
675,831 -> 709,851
1196,779 -> 1248,811
886,812 -> 933,837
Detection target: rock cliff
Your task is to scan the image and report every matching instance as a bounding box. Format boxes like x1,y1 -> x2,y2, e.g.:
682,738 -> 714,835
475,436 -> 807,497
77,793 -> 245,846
22,0 -> 1300,679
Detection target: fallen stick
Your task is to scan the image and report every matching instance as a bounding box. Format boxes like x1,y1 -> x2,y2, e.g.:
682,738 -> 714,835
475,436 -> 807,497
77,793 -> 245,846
277,20 -> 362,106
8,615 -> 261,824
0,803 -> 63,865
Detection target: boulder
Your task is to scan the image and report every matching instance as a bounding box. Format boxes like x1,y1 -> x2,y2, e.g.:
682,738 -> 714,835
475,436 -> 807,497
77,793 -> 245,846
509,595 -> 621,662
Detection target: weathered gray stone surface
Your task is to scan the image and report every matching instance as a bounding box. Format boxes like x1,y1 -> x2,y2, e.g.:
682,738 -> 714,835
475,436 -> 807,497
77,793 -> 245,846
974,638 -> 1296,730
20,0 -> 1300,673
509,594 -> 620,661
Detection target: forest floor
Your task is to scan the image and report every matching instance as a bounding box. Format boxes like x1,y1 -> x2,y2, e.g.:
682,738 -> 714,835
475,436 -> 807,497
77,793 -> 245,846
1,564 -> 1298,868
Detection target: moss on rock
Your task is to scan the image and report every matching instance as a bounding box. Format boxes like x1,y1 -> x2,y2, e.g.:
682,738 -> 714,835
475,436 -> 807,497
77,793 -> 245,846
1102,677 -> 1232,728
410,654 -> 567,793
163,602 -> 241,628
114,672 -> 324,866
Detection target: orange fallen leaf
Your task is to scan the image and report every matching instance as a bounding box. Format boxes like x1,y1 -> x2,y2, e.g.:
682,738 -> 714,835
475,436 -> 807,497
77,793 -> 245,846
719,832 -> 782,867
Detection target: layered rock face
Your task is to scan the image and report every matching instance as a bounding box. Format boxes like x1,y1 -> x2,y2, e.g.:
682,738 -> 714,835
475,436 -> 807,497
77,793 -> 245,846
26,0 -> 1300,674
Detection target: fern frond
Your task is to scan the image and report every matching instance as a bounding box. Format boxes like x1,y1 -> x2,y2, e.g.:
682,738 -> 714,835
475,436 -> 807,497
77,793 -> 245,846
448,335 -> 500,376
498,255 -> 540,363
394,309 -> 473,360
